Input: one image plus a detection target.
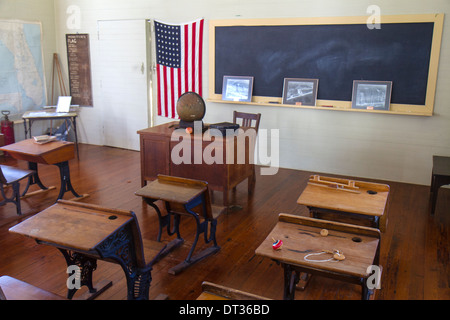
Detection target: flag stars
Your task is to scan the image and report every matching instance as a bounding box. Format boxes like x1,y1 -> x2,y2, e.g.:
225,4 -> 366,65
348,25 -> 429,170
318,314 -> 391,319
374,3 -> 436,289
155,22 -> 181,68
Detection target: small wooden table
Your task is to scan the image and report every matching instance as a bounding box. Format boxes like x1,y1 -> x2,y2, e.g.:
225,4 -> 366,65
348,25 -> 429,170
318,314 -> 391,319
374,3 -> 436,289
297,175 -> 390,232
0,139 -> 86,200
135,175 -> 224,275
430,155 -> 450,215
255,214 -> 381,300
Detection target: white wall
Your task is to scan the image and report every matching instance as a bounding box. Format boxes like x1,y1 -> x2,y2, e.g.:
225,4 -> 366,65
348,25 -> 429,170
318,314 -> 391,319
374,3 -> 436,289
51,0 -> 450,184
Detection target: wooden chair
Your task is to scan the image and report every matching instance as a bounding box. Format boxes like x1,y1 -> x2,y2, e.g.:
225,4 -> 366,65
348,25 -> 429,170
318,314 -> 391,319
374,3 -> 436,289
232,111 -> 261,189
136,175 -> 226,274
233,111 -> 261,132
0,275 -> 66,300
430,155 -> 450,215
0,165 -> 35,215
197,281 -> 271,300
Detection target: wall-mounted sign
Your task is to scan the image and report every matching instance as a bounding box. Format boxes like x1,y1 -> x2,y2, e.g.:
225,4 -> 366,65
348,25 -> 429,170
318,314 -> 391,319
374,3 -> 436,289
66,34 -> 93,106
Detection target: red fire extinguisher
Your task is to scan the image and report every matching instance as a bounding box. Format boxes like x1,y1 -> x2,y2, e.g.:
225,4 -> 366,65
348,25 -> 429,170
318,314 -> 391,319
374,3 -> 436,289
1,110 -> 15,146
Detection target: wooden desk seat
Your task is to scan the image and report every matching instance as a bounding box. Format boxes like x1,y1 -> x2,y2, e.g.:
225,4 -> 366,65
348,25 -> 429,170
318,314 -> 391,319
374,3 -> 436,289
135,175 -> 226,275
197,281 -> 270,300
0,165 -> 35,215
0,275 -> 66,300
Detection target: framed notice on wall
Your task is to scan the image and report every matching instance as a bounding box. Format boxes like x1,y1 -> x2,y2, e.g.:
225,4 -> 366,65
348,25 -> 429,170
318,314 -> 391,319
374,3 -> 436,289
66,34 -> 93,106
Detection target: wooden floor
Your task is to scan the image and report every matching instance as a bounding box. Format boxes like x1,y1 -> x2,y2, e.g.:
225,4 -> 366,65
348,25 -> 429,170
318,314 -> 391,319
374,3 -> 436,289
0,143 -> 448,300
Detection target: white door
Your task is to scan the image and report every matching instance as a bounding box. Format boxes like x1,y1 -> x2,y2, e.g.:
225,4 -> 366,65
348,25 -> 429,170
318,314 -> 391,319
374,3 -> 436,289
97,19 -> 149,150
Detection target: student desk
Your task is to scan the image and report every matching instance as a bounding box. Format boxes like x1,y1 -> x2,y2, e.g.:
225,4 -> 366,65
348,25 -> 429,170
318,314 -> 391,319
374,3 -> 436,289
136,175 -> 224,275
9,201 -> 167,300
297,175 -> 390,232
255,214 -> 381,300
8,201 -> 123,299
0,139 -> 86,200
137,121 -> 255,208
22,110 -> 79,158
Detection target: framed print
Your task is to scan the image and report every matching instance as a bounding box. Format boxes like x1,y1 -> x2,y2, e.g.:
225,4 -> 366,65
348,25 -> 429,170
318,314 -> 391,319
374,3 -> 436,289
282,78 -> 318,106
351,80 -> 392,111
222,76 -> 254,102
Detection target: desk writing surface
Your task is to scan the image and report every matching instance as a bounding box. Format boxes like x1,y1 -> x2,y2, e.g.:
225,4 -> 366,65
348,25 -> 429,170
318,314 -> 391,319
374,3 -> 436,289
255,219 -> 379,278
9,202 -> 132,252
0,139 -> 74,165
135,178 -> 206,204
23,111 -> 78,119
297,178 -> 389,217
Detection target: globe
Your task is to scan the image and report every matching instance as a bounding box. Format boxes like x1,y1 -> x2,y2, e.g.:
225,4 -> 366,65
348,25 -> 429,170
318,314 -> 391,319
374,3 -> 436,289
176,92 -> 206,122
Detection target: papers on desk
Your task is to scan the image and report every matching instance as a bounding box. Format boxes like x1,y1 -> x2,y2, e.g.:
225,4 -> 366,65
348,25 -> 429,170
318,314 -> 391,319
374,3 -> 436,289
33,135 -> 57,144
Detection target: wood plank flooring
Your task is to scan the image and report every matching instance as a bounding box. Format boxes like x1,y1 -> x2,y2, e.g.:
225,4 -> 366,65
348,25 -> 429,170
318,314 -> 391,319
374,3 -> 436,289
0,143 -> 448,300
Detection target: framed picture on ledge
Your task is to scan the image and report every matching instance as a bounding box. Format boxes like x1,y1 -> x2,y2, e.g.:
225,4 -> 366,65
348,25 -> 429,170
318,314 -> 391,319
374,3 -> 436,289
282,78 -> 318,106
222,76 -> 254,102
351,80 -> 392,111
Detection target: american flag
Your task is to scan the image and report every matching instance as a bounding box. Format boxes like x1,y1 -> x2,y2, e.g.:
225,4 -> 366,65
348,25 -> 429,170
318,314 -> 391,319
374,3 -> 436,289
154,18 -> 204,119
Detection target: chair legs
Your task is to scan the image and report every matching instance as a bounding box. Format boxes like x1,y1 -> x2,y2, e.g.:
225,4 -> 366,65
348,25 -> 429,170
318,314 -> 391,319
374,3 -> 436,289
0,182 -> 23,215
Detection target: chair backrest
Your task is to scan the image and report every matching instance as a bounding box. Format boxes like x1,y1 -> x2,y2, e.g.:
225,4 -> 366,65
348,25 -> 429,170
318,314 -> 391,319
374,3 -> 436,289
157,174 -> 214,220
233,111 -> 261,132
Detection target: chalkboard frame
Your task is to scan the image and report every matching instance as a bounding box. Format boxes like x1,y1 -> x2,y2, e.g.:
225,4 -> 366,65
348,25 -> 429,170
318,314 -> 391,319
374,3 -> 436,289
208,14 -> 444,116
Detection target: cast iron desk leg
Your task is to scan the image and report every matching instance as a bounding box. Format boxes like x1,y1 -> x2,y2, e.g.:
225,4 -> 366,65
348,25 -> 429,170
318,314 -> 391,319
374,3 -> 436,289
72,117 -> 79,159
144,198 -> 184,260
21,162 -> 50,196
282,263 -> 300,300
55,161 -> 81,200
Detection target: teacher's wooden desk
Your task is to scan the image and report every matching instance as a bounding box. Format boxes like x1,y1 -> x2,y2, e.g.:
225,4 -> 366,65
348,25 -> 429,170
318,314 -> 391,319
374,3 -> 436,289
297,175 -> 390,232
255,214 -> 381,300
138,122 -> 256,208
0,139 -> 86,200
9,200 -> 166,300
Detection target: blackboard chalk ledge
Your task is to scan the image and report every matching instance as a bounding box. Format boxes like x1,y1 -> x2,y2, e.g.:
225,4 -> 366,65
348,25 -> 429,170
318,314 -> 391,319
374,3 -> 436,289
207,99 -> 432,117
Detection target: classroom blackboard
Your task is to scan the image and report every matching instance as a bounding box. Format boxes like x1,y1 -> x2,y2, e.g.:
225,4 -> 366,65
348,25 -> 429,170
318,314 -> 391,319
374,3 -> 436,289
209,15 -> 444,115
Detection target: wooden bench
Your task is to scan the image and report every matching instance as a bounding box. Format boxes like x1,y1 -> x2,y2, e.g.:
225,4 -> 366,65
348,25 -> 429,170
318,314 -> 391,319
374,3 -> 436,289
135,175 -> 226,275
197,281 -> 271,300
9,200 -> 167,300
0,275 -> 66,300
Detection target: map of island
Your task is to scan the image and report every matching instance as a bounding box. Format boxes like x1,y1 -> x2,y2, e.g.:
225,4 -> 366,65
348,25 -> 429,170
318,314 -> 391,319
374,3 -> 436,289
0,20 -> 46,116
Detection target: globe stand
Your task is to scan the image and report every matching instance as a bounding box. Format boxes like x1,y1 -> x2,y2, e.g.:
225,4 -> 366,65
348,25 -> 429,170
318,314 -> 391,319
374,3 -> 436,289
178,120 -> 204,130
